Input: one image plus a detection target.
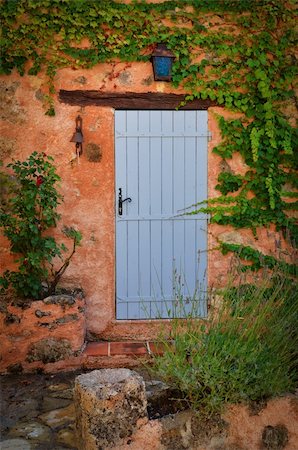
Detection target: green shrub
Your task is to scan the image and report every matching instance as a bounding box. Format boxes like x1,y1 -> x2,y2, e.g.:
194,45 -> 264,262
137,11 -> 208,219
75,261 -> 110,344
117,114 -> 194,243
0,151 -> 82,300
150,274 -> 298,416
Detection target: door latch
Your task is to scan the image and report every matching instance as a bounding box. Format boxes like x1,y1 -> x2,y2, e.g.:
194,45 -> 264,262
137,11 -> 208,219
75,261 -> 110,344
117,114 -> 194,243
118,188 -> 132,215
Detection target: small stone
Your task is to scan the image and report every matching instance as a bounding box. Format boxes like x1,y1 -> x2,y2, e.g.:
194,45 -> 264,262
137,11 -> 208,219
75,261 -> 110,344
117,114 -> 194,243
74,76 -> 87,85
55,313 -> 78,324
56,428 -> 77,448
41,396 -> 72,412
47,383 -> 74,400
118,71 -> 132,85
145,379 -> 169,398
4,313 -> 20,325
218,231 -> 243,245
43,295 -> 75,306
26,338 -> 72,363
35,309 -> 51,318
7,421 -> 52,442
38,321 -> 57,330
35,89 -> 44,101
47,383 -> 70,392
38,404 -> 75,429
54,287 -> 84,299
48,388 -> 74,400
0,439 -> 33,450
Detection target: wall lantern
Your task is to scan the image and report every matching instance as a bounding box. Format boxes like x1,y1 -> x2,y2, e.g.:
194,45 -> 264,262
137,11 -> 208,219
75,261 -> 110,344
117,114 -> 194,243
70,115 -> 84,156
151,44 -> 175,81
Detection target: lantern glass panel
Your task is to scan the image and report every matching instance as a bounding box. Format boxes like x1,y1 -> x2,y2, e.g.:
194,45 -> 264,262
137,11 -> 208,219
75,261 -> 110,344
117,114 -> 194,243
153,56 -> 173,80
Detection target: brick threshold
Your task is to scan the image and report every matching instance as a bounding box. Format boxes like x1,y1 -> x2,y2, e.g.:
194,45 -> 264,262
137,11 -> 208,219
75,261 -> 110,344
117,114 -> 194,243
84,341 -> 164,357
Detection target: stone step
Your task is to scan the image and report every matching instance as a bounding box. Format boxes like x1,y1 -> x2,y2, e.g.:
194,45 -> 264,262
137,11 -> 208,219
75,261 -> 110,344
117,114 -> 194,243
83,341 -> 164,358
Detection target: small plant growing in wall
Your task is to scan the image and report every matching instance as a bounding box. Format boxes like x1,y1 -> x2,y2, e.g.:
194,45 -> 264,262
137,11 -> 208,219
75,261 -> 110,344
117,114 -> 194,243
0,151 -> 82,300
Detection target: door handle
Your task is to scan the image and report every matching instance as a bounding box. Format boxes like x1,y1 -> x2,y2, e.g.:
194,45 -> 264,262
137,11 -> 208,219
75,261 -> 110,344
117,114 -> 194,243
118,188 -> 132,215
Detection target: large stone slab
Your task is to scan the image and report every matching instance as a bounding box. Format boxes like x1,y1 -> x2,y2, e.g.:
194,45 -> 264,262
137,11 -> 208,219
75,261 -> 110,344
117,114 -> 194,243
74,368 -> 147,450
0,439 -> 33,450
7,421 -> 52,443
38,404 -> 75,429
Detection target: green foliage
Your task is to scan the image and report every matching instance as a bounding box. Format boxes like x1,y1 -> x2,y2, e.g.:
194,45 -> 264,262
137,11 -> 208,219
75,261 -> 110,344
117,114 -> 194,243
200,111 -> 298,244
151,274 -> 298,416
220,242 -> 297,277
0,0 -> 297,262
215,172 -> 243,195
0,152 -> 82,299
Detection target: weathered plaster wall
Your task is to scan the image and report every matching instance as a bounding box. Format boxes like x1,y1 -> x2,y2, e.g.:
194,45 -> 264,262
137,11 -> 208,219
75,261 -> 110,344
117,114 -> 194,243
1,67 -> 118,338
0,61 -> 290,341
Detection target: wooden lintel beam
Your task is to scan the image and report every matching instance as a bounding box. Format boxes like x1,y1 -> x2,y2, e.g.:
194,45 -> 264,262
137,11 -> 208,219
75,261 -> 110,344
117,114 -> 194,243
59,90 -> 216,110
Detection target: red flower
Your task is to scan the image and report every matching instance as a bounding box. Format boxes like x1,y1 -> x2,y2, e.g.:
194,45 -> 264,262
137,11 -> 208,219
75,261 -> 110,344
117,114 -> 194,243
36,175 -> 44,187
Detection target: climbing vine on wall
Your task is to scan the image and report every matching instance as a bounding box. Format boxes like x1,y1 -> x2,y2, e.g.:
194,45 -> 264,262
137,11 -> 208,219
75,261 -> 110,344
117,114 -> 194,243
1,0 -> 297,269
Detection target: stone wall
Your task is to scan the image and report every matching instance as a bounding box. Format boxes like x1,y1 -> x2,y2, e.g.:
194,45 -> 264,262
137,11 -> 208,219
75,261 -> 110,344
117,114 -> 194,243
74,369 -> 298,450
0,292 -> 86,373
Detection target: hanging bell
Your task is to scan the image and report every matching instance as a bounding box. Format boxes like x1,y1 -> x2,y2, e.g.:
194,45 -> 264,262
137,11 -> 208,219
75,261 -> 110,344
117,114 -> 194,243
70,115 -> 84,156
70,130 -> 84,143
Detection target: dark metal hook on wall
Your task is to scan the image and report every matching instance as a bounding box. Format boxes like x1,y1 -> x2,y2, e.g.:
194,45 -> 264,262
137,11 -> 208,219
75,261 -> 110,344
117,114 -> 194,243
118,188 -> 132,215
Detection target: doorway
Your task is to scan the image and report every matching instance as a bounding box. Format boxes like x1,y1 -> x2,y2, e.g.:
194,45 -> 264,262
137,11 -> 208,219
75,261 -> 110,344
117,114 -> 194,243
115,110 -> 208,319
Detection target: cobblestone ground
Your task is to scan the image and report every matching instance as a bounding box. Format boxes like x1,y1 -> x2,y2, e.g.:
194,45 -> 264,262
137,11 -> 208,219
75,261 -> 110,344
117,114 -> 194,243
0,371 -> 81,450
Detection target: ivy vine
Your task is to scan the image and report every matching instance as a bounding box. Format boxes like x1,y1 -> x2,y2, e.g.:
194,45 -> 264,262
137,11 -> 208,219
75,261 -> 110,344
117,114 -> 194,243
1,0 -> 297,271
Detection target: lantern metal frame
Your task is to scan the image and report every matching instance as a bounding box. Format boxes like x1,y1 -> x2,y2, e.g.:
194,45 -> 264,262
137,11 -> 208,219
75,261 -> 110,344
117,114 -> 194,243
151,44 -> 175,81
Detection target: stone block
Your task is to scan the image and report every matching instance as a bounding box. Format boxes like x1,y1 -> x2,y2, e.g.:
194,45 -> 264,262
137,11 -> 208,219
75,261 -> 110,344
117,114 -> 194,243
74,369 -> 147,450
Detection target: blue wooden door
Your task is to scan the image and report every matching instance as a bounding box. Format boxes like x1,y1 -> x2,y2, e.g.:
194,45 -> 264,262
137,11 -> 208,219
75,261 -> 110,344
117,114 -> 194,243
115,110 -> 208,319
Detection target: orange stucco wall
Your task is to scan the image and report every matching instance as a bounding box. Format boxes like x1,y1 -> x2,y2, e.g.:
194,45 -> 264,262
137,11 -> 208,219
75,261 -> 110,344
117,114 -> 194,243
0,61 -> 289,340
